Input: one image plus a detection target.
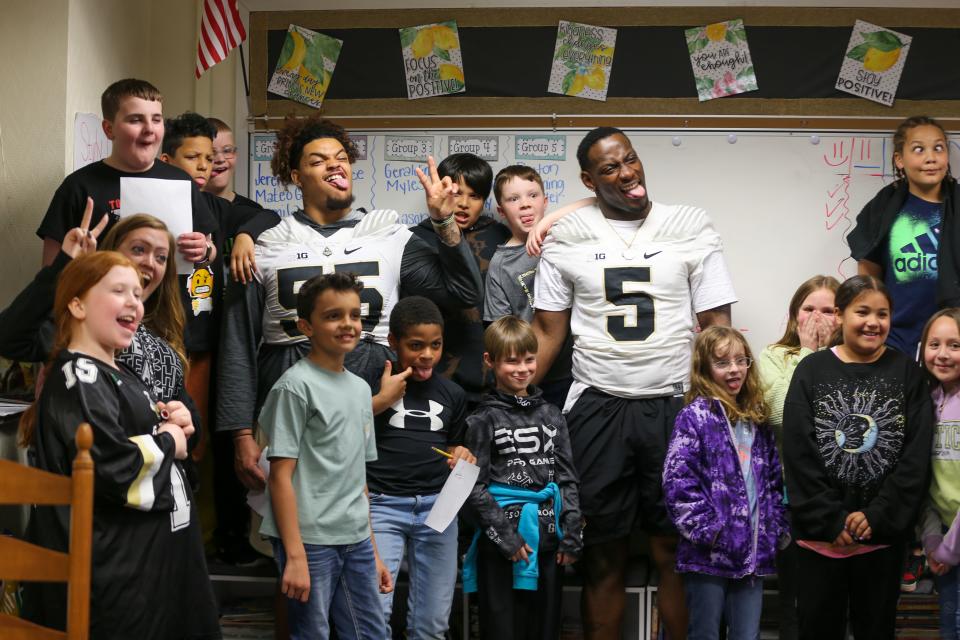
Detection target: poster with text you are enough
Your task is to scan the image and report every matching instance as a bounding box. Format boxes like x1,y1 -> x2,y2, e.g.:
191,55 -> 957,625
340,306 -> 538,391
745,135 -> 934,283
400,21 -> 465,99
835,20 -> 911,107
686,19 -> 757,102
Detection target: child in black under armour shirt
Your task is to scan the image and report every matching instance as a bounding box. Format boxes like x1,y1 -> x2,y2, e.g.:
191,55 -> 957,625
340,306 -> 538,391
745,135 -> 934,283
367,295 -> 475,637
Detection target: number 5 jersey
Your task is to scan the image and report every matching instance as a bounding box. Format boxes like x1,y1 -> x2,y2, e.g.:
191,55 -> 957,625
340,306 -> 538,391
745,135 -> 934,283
535,202 -> 737,406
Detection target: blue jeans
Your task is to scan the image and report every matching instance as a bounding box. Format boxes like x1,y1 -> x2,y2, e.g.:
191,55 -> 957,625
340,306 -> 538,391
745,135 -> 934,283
684,572 -> 763,640
370,492 -> 458,640
936,564 -> 960,639
271,537 -> 385,640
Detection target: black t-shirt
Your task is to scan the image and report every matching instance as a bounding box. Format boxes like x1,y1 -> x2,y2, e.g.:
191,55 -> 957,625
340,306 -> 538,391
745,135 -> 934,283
411,215 -> 512,402
231,192 -> 261,210
864,193 -> 942,355
207,192 -> 276,267
23,352 -> 219,639
367,371 -> 468,496
37,160 -> 218,352
190,193 -> 276,355
37,160 -> 216,243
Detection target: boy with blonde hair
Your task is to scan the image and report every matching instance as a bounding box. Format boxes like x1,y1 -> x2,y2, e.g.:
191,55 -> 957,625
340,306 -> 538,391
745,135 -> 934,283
464,316 -> 582,640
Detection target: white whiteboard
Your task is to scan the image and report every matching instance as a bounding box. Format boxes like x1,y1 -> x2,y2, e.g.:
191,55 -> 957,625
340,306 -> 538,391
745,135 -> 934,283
248,128 -> 960,354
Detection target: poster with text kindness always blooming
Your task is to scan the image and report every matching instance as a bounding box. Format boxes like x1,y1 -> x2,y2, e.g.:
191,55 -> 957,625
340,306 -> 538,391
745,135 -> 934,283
548,21 -> 616,101
686,19 -> 758,102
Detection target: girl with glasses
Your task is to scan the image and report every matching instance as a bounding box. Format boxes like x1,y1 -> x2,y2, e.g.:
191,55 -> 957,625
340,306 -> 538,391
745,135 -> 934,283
663,326 -> 788,640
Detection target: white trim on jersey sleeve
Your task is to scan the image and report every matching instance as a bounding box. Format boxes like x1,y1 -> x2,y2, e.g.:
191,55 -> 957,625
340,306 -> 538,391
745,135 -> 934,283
690,250 -> 738,313
126,434 -> 166,510
533,249 -> 573,311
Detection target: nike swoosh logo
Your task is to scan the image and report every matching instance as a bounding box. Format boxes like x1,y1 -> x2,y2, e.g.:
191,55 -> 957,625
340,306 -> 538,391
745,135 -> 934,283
643,251 -> 662,259
344,247 -> 362,255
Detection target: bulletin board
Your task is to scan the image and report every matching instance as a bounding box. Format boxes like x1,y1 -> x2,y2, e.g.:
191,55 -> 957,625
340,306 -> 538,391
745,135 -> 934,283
246,6 -> 960,128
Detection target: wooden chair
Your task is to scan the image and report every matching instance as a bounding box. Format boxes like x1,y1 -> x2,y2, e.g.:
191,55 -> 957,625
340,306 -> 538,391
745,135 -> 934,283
0,423 -> 94,640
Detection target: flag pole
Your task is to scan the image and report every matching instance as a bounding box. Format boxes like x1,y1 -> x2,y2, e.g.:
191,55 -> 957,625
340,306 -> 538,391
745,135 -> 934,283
239,42 -> 250,98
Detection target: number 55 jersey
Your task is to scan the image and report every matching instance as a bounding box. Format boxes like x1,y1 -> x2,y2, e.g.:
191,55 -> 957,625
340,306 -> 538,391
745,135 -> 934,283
217,209 -> 482,433
535,202 -> 737,406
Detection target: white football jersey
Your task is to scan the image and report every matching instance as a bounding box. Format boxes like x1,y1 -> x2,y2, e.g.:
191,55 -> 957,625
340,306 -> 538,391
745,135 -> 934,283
255,210 -> 407,346
535,202 -> 737,400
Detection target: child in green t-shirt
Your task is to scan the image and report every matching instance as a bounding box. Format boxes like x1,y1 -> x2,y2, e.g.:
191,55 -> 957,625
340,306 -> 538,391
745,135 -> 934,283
260,272 -> 392,639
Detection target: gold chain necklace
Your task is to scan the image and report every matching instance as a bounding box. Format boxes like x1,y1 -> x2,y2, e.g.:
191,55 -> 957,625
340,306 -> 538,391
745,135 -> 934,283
602,215 -> 645,260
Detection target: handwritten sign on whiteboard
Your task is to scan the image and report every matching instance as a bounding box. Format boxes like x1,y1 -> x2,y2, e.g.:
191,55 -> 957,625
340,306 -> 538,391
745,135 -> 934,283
73,112 -> 112,171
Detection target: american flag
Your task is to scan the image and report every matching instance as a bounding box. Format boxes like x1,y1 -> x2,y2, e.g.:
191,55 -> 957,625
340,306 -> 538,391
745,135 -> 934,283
195,0 -> 247,79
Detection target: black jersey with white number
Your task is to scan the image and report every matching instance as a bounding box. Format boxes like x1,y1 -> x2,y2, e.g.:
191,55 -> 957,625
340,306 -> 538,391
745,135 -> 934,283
23,352 -> 219,640
367,371 -> 467,496
216,209 -> 482,432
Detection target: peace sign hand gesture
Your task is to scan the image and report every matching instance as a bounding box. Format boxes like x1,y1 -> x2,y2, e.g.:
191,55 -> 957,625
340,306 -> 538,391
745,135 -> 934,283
416,155 -> 459,222
62,197 -> 109,259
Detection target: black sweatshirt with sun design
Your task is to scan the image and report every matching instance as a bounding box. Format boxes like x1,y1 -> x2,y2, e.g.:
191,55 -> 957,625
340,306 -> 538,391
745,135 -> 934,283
782,347 -> 933,544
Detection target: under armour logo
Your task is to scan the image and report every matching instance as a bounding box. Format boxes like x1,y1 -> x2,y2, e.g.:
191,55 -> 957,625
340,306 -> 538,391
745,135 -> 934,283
388,398 -> 444,431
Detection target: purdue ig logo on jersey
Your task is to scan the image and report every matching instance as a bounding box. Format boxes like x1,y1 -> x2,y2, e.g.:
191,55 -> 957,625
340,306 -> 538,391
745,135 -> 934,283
388,397 -> 444,431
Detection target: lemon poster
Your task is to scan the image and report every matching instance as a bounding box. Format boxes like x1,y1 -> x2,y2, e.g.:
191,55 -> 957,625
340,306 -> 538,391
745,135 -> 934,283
400,21 -> 465,100
548,21 -> 616,101
268,25 -> 342,109
686,19 -> 757,102
836,21 -> 911,107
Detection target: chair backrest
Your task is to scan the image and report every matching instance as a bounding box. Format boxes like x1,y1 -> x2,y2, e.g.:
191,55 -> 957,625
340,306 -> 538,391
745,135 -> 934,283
0,422 -> 94,640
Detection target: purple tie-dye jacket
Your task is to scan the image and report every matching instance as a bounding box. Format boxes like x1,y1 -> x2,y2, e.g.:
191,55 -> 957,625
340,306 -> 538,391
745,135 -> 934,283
663,396 -> 788,578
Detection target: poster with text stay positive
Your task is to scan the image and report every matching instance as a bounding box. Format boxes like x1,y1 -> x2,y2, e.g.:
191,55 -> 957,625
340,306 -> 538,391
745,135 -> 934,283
835,20 -> 911,107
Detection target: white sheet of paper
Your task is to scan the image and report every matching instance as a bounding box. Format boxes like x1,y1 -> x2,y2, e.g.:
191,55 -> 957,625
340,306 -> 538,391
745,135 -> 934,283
245,447 -> 272,518
73,112 -> 112,171
119,177 -> 193,274
425,458 -> 479,533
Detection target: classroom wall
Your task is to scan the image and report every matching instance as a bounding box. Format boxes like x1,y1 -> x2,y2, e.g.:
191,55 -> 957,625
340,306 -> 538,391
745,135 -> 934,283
0,1 -> 70,304
65,0 -> 208,163
65,0 -> 152,171
0,0 -> 213,307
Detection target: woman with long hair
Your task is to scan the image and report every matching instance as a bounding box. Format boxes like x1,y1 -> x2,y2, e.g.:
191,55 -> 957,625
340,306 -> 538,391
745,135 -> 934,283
0,201 -> 196,447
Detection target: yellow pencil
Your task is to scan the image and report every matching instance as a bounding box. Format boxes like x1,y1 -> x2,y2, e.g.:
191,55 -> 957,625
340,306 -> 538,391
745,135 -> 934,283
431,446 -> 453,459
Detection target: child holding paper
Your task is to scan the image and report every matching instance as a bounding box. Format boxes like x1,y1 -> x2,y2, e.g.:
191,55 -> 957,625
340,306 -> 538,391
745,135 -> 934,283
366,295 -> 475,638
464,316 -> 582,640
35,79 -> 217,333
